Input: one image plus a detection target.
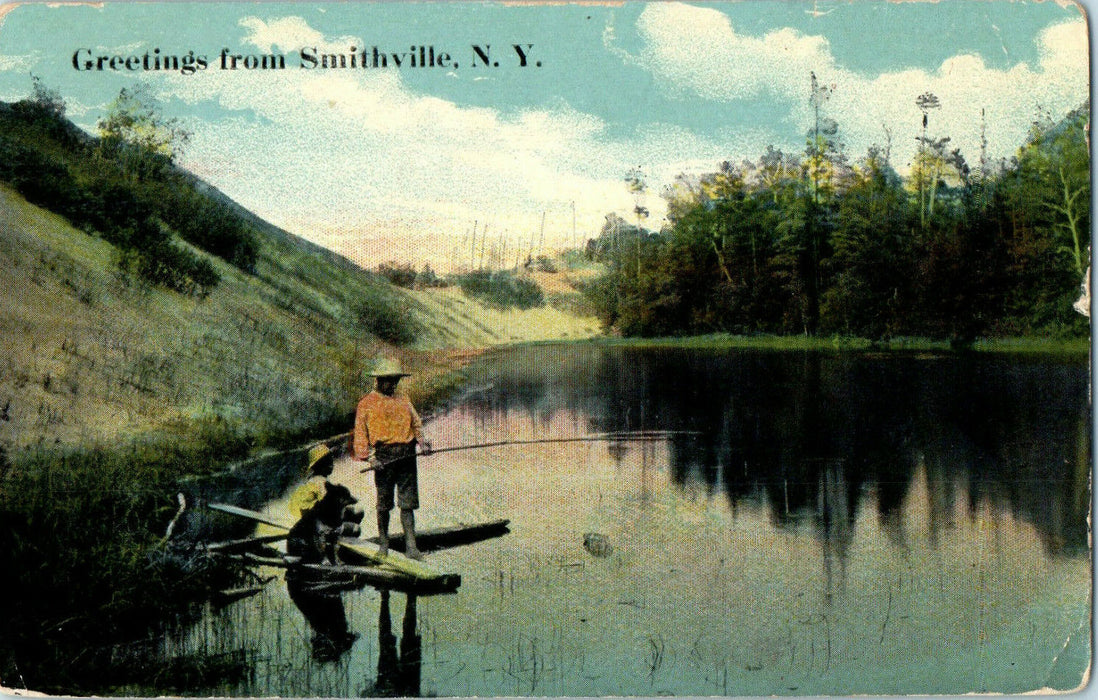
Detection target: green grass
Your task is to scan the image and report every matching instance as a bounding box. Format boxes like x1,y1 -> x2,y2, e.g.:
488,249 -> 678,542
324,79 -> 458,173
967,335 -> 1091,354
0,423 -> 257,694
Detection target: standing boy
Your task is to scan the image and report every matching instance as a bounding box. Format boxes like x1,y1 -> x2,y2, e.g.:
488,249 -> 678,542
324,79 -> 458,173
353,358 -> 431,559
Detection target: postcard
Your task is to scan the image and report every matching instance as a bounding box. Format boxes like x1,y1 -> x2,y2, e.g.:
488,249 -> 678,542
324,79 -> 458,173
0,0 -> 1091,697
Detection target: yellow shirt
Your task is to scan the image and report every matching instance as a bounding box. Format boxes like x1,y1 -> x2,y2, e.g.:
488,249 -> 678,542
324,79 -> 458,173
289,476 -> 328,518
353,391 -> 423,459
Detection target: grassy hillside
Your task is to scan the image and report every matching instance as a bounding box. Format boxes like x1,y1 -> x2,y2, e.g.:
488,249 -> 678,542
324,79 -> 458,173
0,89 -> 600,459
0,179 -> 601,453
0,92 -> 603,456
1,178 -> 369,447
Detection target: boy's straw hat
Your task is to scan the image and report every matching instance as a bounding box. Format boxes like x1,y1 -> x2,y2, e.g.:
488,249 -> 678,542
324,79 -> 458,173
305,443 -> 333,474
370,357 -> 411,377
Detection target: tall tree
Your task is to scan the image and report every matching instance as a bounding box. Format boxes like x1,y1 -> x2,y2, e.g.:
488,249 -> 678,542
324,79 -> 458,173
1017,107 -> 1090,276
914,92 -> 940,228
794,72 -> 842,334
823,147 -> 912,337
625,167 -> 651,279
97,83 -> 191,179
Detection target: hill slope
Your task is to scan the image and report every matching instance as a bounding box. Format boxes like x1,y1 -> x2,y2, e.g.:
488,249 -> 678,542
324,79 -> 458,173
0,182 -> 598,451
0,95 -> 602,452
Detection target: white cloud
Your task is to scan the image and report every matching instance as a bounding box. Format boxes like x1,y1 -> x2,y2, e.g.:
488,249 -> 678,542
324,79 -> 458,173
0,53 -> 33,71
159,9 -> 1086,270
834,19 -> 1089,171
239,16 -> 355,55
168,17 -> 722,267
627,4 -> 1088,173
632,3 -> 836,102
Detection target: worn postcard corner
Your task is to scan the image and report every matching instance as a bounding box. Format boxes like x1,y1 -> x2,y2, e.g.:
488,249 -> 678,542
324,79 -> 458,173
0,0 -> 1091,698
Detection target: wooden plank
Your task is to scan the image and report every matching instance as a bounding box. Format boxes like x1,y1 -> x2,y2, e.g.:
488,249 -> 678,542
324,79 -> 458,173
222,554 -> 461,594
206,502 -> 450,582
296,563 -> 461,594
329,535 -> 453,580
204,533 -> 288,553
207,502 -> 287,528
352,519 -> 511,553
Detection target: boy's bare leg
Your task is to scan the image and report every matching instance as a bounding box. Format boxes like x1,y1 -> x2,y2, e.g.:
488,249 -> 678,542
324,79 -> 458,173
377,509 -> 391,557
400,508 -> 421,560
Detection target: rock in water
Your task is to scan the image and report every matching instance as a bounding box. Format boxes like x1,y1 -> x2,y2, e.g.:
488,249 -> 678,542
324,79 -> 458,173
583,532 -> 613,557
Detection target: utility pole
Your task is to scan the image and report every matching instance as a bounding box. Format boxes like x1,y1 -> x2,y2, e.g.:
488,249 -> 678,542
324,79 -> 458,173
538,211 -> 546,258
571,201 -> 576,250
470,220 -> 478,271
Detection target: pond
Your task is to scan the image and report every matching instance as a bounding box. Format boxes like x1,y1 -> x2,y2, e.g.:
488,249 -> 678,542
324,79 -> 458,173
162,344 -> 1090,697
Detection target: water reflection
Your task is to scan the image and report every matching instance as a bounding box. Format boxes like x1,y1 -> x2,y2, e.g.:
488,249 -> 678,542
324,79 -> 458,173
372,591 -> 421,698
160,345 -> 1089,697
284,571 -> 427,695
286,574 -> 360,663
285,574 -> 424,695
467,346 -> 1090,560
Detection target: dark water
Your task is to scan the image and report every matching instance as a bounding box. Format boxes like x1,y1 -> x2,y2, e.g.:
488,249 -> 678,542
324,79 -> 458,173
159,345 -> 1091,696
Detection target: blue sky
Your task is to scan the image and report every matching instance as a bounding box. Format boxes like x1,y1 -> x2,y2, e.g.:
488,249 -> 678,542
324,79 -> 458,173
0,1 -> 1088,269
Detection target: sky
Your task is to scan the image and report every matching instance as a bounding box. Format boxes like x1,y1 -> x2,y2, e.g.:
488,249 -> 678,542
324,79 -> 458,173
0,1 -> 1089,270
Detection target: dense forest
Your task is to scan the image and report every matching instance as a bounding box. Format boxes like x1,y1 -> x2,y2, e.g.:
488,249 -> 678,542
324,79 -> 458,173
586,86 -> 1090,343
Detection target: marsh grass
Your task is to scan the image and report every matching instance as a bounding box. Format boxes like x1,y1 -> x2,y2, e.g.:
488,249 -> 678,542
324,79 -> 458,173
0,421 -> 265,695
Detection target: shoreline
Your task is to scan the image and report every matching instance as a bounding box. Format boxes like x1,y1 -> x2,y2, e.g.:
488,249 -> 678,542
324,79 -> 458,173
507,332 -> 1091,356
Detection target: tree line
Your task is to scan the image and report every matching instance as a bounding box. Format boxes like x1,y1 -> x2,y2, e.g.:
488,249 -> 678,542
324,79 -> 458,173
0,80 -> 259,296
585,83 -> 1089,343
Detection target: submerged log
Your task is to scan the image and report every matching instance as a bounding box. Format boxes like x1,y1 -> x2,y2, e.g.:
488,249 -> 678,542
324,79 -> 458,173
204,533 -> 288,553
296,563 -> 460,593
223,554 -> 461,594
212,586 -> 264,607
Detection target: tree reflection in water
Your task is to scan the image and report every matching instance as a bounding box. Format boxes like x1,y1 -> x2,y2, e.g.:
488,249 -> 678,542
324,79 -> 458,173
465,345 -> 1090,561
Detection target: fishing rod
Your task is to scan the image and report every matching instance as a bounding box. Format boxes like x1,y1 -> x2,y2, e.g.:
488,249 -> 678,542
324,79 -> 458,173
358,430 -> 700,473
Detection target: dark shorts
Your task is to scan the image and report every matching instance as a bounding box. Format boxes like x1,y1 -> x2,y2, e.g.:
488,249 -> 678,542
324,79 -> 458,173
373,442 -> 418,511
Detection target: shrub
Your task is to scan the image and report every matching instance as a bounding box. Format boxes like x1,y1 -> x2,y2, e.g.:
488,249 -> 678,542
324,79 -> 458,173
376,261 -> 418,288
115,226 -> 220,297
354,286 -> 421,345
158,189 -> 259,273
534,255 -> 558,273
454,270 -> 544,310
415,263 -> 447,288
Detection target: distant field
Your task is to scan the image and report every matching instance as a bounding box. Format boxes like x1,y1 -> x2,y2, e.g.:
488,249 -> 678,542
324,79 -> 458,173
411,285 -> 600,347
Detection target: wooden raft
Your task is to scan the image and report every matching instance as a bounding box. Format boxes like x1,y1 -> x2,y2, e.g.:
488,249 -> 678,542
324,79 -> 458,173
206,502 -> 462,592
